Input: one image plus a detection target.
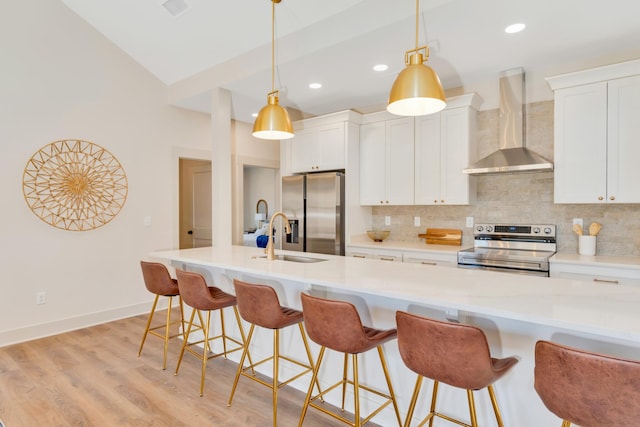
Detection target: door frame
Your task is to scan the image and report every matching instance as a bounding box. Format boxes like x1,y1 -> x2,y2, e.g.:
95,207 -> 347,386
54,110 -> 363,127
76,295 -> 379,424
233,154 -> 280,245
172,147 -> 212,249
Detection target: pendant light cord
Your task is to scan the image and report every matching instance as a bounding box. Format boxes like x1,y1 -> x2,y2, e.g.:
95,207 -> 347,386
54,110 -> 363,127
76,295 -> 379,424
271,0 -> 275,93
415,0 -> 420,49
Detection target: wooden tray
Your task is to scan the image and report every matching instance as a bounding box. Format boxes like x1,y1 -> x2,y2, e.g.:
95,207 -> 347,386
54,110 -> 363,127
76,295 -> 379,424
418,228 -> 462,246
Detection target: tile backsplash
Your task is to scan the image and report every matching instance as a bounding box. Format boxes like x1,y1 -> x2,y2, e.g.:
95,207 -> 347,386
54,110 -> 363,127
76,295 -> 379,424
372,101 -> 640,256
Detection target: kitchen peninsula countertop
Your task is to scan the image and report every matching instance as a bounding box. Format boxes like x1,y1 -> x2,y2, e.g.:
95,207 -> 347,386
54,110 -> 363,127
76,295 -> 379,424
150,245 -> 640,344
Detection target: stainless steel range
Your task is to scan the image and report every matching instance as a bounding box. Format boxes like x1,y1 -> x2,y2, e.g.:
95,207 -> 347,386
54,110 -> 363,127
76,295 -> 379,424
457,223 -> 556,277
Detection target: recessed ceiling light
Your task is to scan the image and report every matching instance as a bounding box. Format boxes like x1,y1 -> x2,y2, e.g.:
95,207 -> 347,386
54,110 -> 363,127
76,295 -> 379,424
161,0 -> 191,17
373,64 -> 389,72
505,23 -> 526,34
251,112 -> 258,118
309,82 -> 322,89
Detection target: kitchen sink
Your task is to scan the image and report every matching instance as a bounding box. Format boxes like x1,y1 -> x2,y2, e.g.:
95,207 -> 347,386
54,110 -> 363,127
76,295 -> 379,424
254,254 -> 328,263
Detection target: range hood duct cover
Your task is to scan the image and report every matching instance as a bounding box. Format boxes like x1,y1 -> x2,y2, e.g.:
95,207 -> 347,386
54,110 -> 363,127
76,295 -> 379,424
463,68 -> 553,175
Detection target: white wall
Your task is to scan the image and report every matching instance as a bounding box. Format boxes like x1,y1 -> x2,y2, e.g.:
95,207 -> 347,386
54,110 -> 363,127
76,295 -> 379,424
0,0 -> 211,346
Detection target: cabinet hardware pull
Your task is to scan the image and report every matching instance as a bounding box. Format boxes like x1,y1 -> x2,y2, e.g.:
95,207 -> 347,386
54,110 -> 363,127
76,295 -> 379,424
598,196 -> 604,200
353,255 -> 366,258
421,261 -> 437,265
610,196 -> 615,200
593,278 -> 619,284
380,257 -> 395,261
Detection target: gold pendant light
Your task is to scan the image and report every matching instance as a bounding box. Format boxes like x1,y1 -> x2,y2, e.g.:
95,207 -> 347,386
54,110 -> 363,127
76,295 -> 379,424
253,0 -> 294,140
387,0 -> 446,116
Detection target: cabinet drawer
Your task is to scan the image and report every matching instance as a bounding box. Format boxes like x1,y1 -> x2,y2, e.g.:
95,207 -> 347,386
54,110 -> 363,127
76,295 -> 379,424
403,256 -> 456,267
346,251 -> 371,259
374,253 -> 401,262
555,271 -> 640,286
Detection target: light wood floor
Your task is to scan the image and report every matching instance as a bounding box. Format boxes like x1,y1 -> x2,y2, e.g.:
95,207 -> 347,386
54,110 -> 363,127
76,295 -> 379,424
0,308 -> 381,427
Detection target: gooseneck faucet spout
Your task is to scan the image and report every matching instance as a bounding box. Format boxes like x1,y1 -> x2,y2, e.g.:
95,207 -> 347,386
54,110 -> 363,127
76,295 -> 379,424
266,211 -> 292,261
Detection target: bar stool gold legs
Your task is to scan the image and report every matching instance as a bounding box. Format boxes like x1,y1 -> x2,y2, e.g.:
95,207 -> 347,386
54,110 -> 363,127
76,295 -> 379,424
227,323 -> 321,427
299,290 -> 402,427
173,269 -> 252,397
298,344 -> 401,427
137,294 -> 185,370
138,261 -> 186,370
175,305 -> 248,396
403,378 -> 507,427
227,279 -> 321,427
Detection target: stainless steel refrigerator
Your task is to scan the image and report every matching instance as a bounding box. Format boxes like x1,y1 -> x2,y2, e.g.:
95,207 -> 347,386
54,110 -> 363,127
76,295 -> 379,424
281,172 -> 345,256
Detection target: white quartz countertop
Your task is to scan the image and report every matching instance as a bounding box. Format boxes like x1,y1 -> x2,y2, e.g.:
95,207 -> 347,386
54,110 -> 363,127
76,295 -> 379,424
551,252 -> 640,269
347,235 -> 466,254
150,245 -> 640,344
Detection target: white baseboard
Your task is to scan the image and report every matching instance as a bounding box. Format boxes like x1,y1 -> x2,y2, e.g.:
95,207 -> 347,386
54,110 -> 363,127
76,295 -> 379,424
0,302 -> 151,348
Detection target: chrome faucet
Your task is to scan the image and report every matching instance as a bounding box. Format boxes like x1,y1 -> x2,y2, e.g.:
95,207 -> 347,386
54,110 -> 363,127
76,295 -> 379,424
265,211 -> 292,261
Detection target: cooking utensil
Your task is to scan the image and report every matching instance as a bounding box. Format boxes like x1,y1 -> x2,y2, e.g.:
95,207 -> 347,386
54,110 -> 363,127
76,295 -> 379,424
572,223 -> 583,235
589,222 -> 602,236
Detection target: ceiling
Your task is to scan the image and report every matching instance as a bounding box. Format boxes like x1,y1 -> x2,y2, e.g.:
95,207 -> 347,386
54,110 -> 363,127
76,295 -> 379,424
61,0 -> 640,122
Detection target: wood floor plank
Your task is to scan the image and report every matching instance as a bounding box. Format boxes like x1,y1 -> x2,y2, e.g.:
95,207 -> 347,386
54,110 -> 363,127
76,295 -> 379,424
0,311 -> 381,426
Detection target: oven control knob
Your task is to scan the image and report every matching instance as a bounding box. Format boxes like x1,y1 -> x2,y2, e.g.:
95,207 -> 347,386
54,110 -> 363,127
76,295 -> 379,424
544,227 -> 552,234
486,226 -> 493,233
476,225 -> 484,232
533,227 -> 540,234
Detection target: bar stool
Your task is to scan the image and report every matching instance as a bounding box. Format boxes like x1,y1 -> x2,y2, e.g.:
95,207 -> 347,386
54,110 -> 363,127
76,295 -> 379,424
396,311 -> 518,427
534,340 -> 640,427
138,261 -> 185,370
227,279 -> 322,427
298,292 -> 402,427
174,269 -> 249,396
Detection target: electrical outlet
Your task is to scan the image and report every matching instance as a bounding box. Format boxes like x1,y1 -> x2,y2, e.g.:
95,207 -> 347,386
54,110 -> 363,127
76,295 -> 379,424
36,291 -> 46,305
384,216 -> 391,226
414,216 -> 420,227
466,217 -> 474,228
143,215 -> 152,226
573,218 -> 583,228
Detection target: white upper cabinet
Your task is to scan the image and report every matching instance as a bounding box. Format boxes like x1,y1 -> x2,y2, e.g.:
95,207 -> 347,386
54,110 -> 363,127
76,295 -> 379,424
360,115 -> 414,205
360,94 -> 480,207
547,60 -> 640,203
291,121 -> 345,173
414,94 -> 479,205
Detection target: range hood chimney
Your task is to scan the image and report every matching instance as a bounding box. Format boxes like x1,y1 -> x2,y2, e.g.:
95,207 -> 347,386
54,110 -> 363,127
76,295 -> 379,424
463,68 -> 553,175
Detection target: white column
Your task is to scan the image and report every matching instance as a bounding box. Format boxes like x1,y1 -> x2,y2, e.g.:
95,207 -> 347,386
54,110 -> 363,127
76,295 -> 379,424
211,88 -> 232,247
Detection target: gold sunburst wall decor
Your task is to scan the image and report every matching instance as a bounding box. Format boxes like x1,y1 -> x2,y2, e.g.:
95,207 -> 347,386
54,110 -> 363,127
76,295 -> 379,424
22,139 -> 128,231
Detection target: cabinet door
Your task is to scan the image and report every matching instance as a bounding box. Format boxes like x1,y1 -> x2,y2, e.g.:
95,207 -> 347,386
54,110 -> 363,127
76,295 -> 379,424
607,74 -> 640,203
554,82 -> 608,203
414,114 -> 441,204
440,107 -> 475,204
291,122 -> 345,173
360,121 -> 387,205
385,117 -> 414,205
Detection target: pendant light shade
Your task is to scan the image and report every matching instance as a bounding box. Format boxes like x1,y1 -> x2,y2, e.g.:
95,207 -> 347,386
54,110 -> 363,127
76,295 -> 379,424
253,0 -> 294,140
387,0 -> 446,116
252,91 -> 294,140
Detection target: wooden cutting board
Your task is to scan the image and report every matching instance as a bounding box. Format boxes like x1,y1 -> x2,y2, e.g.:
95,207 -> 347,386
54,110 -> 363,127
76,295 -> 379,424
418,228 -> 462,246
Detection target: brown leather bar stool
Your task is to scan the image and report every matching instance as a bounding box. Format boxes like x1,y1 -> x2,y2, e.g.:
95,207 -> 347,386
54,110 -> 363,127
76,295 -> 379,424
534,340 -> 640,427
174,269 -> 250,396
138,261 -> 185,370
298,292 -> 402,427
227,279 -> 322,427
396,311 -> 518,427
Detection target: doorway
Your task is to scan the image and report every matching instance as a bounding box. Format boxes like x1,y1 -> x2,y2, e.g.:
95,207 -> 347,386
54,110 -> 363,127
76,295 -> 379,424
179,158 -> 212,249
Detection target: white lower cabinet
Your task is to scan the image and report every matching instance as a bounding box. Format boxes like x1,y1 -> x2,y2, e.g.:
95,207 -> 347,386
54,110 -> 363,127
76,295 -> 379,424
346,246 -> 457,267
550,259 -> 640,286
402,250 -> 457,267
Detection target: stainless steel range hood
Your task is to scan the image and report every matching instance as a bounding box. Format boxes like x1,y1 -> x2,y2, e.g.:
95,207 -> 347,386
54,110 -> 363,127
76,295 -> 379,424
463,68 -> 553,175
